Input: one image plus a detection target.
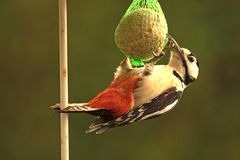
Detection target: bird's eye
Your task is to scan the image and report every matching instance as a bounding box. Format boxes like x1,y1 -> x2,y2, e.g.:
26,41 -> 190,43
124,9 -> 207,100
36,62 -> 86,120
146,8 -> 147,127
188,56 -> 195,62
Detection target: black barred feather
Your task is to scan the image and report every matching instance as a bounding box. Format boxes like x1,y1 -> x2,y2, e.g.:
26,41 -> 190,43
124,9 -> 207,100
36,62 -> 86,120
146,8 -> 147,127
50,103 -> 113,118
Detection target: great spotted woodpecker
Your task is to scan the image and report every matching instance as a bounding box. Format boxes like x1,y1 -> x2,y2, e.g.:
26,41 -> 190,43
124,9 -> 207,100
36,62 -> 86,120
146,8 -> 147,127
51,36 -> 199,134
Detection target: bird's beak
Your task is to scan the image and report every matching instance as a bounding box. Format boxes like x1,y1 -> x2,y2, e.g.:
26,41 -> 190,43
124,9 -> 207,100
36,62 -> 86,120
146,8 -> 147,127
167,34 -> 184,58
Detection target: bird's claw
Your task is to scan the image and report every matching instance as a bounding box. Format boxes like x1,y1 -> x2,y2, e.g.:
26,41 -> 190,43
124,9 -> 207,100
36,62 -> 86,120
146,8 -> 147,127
150,51 -> 165,65
120,58 -> 132,70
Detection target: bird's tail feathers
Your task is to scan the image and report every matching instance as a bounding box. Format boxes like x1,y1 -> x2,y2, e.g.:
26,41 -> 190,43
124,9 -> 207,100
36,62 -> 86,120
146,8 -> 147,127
50,103 -> 111,134
50,103 -> 100,113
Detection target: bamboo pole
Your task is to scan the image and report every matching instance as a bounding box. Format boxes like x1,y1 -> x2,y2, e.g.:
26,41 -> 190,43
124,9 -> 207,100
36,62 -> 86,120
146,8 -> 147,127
59,0 -> 69,160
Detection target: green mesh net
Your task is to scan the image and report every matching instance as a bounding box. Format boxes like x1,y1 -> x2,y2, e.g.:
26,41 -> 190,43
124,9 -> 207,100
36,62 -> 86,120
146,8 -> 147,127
125,0 -> 165,15
130,57 -> 145,67
115,0 -> 168,68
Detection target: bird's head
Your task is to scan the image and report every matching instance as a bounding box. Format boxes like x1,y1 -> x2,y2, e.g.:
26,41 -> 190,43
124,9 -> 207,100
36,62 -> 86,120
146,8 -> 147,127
167,39 -> 199,86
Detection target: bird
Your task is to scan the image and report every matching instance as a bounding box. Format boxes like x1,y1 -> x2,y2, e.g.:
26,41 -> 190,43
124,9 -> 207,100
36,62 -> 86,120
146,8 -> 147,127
51,36 -> 199,134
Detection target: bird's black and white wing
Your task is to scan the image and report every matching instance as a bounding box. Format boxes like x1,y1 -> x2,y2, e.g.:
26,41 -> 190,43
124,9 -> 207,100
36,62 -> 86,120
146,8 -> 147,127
85,87 -> 183,134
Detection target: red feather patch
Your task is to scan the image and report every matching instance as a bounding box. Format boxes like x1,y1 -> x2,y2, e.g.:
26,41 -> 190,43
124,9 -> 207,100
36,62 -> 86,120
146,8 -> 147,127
87,74 -> 139,118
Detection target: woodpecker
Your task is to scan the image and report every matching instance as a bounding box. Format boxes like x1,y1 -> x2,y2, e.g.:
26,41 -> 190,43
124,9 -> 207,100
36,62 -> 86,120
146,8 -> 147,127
51,36 -> 199,134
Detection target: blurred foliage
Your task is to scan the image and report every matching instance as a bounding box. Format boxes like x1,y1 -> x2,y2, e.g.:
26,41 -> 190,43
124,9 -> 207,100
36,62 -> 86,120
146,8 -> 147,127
0,0 -> 240,160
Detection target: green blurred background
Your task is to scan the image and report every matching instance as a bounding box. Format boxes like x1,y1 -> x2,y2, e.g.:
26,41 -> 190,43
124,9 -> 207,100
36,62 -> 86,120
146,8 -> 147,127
1,0 -> 240,159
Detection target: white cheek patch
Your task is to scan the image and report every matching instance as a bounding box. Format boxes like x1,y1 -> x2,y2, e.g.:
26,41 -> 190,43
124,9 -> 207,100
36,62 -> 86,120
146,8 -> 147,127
187,62 -> 199,79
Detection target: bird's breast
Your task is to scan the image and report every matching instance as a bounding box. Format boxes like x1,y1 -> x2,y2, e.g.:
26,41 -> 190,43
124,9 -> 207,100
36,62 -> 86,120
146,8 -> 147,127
133,65 -> 183,107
